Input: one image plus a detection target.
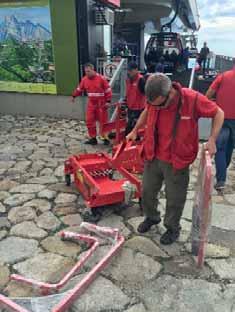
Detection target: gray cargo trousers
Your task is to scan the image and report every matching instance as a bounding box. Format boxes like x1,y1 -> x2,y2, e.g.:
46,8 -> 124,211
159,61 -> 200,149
142,159 -> 190,231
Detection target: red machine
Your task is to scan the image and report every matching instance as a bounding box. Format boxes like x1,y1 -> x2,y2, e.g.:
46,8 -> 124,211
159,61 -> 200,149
112,140 -> 144,174
64,145 -> 142,220
64,100 -> 145,220
101,101 -> 145,173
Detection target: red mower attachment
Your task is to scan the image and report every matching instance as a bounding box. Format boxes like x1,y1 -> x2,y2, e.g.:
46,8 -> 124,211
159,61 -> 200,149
64,149 -> 142,220
112,139 -> 144,174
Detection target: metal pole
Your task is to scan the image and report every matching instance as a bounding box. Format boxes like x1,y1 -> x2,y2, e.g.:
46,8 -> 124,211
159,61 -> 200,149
109,58 -> 126,88
189,62 -> 196,89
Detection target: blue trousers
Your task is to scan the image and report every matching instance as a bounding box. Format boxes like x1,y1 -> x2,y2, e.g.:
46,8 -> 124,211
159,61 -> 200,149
215,120 -> 235,183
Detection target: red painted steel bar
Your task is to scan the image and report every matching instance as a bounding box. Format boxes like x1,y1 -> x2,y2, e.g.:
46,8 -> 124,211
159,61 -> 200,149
197,151 -> 213,268
0,294 -> 30,312
52,223 -> 125,312
11,232 -> 99,295
191,146 -> 213,268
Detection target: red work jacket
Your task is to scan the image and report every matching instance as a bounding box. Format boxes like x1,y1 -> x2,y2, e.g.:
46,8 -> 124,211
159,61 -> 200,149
72,73 -> 112,104
144,83 -> 218,170
126,73 -> 146,110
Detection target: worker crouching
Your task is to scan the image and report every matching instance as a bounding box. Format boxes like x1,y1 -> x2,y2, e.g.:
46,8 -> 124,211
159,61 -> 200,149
72,63 -> 112,145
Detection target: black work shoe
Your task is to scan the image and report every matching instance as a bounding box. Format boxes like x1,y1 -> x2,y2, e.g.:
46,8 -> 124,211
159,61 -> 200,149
160,229 -> 180,245
137,217 -> 161,233
84,138 -> 97,145
103,139 -> 110,146
108,132 -> 116,140
215,181 -> 225,192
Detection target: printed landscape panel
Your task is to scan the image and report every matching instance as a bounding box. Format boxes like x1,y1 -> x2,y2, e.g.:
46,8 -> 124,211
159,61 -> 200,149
0,0 -> 56,94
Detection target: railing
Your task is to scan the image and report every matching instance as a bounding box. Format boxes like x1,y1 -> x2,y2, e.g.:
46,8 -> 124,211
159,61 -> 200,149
109,58 -> 127,99
215,55 -> 234,72
96,56 -> 127,100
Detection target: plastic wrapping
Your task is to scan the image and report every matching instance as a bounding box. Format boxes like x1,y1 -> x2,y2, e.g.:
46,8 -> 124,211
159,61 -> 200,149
122,181 -> 137,204
81,222 -> 119,243
191,145 -> 213,267
11,231 -> 99,295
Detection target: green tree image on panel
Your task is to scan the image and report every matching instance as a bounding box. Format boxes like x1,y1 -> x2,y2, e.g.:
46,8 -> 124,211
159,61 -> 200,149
0,1 -> 56,93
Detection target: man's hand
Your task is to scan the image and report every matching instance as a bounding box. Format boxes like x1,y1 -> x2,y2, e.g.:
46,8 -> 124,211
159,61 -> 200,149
105,102 -> 111,109
205,136 -> 217,156
126,129 -> 137,141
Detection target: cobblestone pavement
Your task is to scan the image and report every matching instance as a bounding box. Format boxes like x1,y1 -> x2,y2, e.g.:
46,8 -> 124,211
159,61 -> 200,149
1,114 -> 235,312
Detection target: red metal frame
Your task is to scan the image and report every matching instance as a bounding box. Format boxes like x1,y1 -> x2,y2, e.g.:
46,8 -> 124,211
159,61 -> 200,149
112,140 -> 144,173
64,151 -> 142,209
197,150 -> 213,268
52,222 -> 125,312
0,223 -> 124,312
11,232 -> 99,296
191,146 -> 213,268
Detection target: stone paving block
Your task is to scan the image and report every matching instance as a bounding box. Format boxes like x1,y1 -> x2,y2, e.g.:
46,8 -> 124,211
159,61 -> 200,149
55,193 -> 77,204
4,193 -> 35,207
8,206 -> 36,224
61,214 -> 82,226
98,214 -> 131,239
125,236 -> 169,258
36,211 -> 61,231
41,236 -> 80,257
207,258 -> 235,280
67,275 -> 130,312
0,263 -> 10,290
82,246 -> 162,285
10,221 -> 48,240
211,204 -> 235,231
0,237 -> 38,264
139,276 -> 231,312
125,304 -> 147,312
24,199 -> 51,213
13,253 -> 75,283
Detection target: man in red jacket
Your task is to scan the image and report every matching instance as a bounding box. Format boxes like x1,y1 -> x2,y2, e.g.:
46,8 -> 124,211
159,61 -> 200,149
72,63 -> 112,145
206,59 -> 235,192
125,62 -> 146,134
127,73 -> 224,245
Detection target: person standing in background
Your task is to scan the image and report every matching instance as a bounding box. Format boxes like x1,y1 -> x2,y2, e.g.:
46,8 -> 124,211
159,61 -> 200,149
124,62 -> 147,134
72,63 -> 112,145
199,42 -> 210,76
206,59 -> 235,192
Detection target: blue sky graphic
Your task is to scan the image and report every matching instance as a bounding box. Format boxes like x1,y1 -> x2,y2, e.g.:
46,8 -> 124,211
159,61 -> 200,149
0,6 -> 51,31
197,0 -> 235,57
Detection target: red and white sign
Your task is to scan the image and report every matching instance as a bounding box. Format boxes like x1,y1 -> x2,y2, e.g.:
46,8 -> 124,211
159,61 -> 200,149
99,0 -> 120,8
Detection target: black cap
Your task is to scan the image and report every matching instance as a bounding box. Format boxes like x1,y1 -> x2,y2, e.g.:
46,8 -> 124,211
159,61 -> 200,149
128,62 -> 138,70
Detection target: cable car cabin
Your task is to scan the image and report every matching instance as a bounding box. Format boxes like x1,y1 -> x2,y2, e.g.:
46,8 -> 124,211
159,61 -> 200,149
145,32 -> 184,73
